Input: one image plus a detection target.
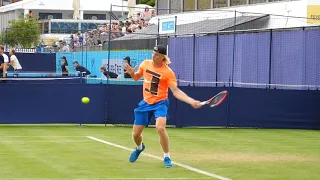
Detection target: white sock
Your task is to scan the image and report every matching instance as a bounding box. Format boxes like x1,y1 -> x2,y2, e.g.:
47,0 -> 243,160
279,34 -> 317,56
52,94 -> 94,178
137,144 -> 142,150
164,152 -> 170,158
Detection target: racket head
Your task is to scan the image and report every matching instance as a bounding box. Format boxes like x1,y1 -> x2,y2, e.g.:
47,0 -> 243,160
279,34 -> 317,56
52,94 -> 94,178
206,90 -> 228,107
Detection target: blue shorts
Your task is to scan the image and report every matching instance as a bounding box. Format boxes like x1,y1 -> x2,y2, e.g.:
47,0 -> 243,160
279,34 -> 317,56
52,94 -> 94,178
134,99 -> 169,126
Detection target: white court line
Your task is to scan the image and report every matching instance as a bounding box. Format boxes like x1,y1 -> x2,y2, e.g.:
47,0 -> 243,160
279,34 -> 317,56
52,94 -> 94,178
1,178 -> 212,180
0,136 -> 85,138
87,136 -> 231,180
0,140 -> 91,143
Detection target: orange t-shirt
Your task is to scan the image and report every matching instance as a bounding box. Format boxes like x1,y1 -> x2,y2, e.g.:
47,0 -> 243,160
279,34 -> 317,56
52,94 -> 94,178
137,60 -> 177,104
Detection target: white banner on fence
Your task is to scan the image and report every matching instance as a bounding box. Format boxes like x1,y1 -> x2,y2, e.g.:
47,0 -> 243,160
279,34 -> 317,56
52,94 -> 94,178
101,59 -> 124,78
158,16 -> 176,35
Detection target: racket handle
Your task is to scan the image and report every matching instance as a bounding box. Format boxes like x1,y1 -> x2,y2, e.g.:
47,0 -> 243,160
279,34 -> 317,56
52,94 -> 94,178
200,101 -> 207,106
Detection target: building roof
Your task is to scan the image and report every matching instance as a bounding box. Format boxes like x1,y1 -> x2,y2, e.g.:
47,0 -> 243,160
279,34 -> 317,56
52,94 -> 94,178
0,0 -> 129,13
113,15 -> 269,40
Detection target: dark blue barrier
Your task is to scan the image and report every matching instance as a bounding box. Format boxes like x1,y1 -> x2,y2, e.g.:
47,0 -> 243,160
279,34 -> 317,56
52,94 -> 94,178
227,88 -> 320,129
0,84 -> 106,124
6,53 -> 56,72
174,86 -> 228,127
0,84 -> 319,130
4,77 -> 83,84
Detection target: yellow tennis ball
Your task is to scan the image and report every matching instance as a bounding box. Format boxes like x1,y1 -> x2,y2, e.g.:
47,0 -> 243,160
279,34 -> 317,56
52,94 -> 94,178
81,97 -> 90,104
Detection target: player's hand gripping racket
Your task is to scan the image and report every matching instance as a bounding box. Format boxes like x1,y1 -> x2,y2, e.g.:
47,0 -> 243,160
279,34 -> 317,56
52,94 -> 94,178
200,90 -> 228,107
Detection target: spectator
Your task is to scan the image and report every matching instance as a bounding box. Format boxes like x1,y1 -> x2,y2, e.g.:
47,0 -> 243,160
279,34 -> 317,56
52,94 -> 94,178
0,51 -> 5,83
100,66 -> 118,79
59,41 -> 69,52
61,56 -> 69,77
29,10 -> 33,18
142,7 -> 152,21
123,56 -> 131,78
9,49 -> 22,77
0,45 -> 8,79
73,61 -> 91,77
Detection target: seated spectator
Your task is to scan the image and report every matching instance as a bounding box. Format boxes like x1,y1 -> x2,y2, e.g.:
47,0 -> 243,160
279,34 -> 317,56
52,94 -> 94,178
59,41 -> 69,52
100,66 -> 118,78
9,49 -> 22,77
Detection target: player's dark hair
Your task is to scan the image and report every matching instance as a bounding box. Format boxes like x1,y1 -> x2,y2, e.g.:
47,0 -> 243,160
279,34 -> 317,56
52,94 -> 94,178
0,45 -> 4,50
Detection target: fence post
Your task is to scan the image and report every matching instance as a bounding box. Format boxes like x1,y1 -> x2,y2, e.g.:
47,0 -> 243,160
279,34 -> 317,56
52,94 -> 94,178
268,29 -> 273,89
226,76 -> 232,128
231,10 -> 237,87
193,34 -> 196,87
216,32 -> 219,87
5,28 -> 8,51
157,18 -> 160,46
105,4 -> 113,125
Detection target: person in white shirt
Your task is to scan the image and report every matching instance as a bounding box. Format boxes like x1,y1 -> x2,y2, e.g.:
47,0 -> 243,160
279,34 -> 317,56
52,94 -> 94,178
9,49 -> 22,77
0,45 -> 8,79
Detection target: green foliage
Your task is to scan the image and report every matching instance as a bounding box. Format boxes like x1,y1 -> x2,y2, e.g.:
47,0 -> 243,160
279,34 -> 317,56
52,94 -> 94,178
138,0 -> 155,7
2,15 -> 41,48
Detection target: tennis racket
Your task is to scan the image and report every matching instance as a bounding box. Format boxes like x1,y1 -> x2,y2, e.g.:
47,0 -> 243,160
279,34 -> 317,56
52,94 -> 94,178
200,90 -> 228,107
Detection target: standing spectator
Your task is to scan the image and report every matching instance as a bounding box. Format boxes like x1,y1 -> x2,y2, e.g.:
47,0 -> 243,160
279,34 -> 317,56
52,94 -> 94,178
61,56 -> 69,77
0,45 -> 8,79
9,49 -> 22,77
29,10 -> 33,18
73,61 -> 91,77
142,7 -> 152,21
123,56 -> 131,78
0,52 -> 5,83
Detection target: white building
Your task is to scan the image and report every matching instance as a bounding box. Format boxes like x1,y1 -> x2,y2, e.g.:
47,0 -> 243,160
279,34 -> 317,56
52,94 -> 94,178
0,0 -> 131,33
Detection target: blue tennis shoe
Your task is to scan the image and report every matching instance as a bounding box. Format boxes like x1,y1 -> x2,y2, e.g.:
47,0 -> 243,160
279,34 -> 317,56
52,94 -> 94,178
164,157 -> 173,168
129,143 -> 145,162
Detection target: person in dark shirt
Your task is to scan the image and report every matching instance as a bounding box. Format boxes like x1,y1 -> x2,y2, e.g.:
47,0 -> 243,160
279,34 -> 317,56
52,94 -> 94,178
61,56 -> 69,76
100,66 -> 118,78
73,61 -> 91,77
123,56 -> 131,78
0,54 -> 5,83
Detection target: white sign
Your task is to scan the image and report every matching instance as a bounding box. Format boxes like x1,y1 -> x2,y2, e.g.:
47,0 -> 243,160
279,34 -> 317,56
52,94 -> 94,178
158,16 -> 176,35
102,59 -> 124,77
101,59 -> 139,79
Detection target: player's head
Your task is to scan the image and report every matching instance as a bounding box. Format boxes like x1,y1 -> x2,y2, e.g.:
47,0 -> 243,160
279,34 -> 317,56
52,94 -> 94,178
152,45 -> 171,65
9,49 -> 15,56
0,45 -> 4,54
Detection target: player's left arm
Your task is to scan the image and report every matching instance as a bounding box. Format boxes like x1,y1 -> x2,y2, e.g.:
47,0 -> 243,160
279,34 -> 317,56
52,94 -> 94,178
168,71 -> 201,108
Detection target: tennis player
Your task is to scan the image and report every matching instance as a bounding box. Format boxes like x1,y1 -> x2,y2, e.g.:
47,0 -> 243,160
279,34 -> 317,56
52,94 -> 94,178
124,45 -> 202,168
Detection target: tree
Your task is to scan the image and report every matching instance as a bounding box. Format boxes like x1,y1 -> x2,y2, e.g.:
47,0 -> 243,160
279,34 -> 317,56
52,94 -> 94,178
1,15 -> 41,48
138,0 -> 155,7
